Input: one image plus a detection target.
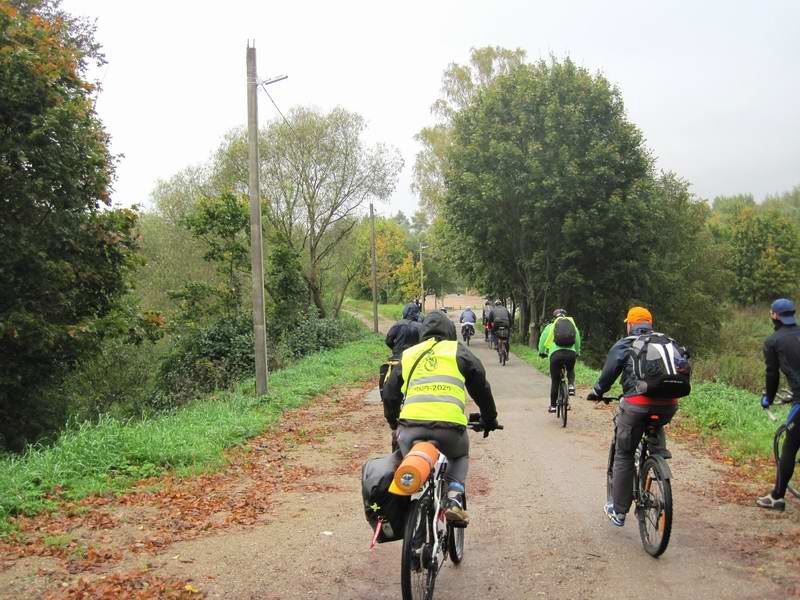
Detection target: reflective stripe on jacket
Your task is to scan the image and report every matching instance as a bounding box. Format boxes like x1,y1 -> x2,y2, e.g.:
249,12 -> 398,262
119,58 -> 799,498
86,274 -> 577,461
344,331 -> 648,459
399,339 -> 468,426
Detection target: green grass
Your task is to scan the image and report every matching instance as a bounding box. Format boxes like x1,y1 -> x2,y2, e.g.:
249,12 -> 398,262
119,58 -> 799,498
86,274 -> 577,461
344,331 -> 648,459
511,342 -> 782,461
344,298 -> 406,322
0,335 -> 386,534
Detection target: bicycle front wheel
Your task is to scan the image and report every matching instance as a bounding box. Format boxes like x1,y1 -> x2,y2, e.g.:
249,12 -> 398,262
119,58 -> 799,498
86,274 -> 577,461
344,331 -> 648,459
401,500 -> 435,600
447,523 -> 465,565
638,456 -> 672,557
774,425 -> 800,499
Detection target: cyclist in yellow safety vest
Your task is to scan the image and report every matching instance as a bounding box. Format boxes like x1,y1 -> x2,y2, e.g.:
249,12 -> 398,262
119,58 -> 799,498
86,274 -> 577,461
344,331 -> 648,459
383,311 -> 499,525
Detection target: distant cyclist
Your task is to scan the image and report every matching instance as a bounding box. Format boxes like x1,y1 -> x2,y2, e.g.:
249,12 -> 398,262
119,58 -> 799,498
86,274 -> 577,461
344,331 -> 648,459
385,302 -> 423,359
538,308 -> 581,413
487,300 -> 511,345
482,300 -> 493,341
587,307 -> 690,527
382,311 -> 499,525
459,305 -> 477,341
757,298 -> 800,511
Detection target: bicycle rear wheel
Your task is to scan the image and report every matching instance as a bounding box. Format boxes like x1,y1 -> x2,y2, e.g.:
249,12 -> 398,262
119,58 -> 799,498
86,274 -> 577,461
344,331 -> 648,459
559,381 -> 568,427
638,456 -> 672,557
773,425 -> 800,499
401,500 -> 435,600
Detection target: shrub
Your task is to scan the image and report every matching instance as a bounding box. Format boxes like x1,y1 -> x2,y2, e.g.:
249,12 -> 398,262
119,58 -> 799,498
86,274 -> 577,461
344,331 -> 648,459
155,313 -> 255,406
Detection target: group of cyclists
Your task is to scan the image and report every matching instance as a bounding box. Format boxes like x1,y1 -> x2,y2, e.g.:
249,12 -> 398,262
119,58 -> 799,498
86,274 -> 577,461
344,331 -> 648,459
379,296 -> 800,529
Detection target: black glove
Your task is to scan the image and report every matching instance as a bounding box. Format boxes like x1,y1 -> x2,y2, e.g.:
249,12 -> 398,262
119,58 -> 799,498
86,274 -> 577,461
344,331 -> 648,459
480,416 -> 499,438
586,390 -> 600,401
538,353 -> 547,359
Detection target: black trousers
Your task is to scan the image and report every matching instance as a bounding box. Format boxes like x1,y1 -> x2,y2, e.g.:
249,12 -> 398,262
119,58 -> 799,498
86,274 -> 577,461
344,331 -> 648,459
549,349 -> 576,406
774,404 -> 800,499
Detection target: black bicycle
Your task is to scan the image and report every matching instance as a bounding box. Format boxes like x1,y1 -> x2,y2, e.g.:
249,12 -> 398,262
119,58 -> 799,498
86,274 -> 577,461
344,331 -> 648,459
400,414 -> 503,600
765,389 -> 800,500
594,395 -> 673,557
555,366 -> 569,427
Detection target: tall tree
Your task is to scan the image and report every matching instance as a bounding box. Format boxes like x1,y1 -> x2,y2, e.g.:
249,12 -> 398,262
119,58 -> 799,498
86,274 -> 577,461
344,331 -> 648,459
443,56 -> 653,353
0,1 -> 138,448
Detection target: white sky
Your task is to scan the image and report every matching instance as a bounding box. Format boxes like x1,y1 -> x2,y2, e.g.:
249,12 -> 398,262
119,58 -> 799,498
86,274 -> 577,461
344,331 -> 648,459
63,0 -> 800,217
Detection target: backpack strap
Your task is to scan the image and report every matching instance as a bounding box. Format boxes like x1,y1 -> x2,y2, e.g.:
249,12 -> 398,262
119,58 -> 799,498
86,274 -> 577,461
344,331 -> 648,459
401,340 -> 441,407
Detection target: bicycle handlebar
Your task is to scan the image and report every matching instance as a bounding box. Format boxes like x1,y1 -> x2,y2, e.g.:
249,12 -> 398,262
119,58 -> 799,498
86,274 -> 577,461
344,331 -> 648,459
588,394 -> 622,405
467,413 -> 504,432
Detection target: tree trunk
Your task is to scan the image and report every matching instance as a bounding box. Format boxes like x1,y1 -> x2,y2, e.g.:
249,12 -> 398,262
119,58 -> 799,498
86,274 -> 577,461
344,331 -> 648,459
519,295 -> 531,346
307,268 -> 327,318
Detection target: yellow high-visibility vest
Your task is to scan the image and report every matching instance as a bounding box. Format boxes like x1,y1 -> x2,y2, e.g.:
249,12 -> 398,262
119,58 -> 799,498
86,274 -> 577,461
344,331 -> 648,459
400,339 -> 467,426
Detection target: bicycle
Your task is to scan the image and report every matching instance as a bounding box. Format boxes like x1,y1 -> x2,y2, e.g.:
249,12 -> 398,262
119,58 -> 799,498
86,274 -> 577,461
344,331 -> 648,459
555,365 -> 569,427
765,389 -> 800,500
593,395 -> 673,557
400,414 -> 503,600
494,327 -> 509,366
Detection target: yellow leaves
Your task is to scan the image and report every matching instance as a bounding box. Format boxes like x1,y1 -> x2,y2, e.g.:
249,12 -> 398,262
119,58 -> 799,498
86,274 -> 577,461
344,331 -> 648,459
184,583 -> 200,594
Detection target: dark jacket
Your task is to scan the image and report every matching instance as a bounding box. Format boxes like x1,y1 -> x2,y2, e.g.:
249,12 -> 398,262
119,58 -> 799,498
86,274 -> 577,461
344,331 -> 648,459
593,324 -> 653,398
384,304 -> 423,358
764,322 -> 800,402
487,305 -> 511,328
383,311 -> 498,430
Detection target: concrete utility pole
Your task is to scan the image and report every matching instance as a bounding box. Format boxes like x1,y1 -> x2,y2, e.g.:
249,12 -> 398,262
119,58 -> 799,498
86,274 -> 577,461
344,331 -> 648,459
370,202 -> 379,333
247,42 -> 268,395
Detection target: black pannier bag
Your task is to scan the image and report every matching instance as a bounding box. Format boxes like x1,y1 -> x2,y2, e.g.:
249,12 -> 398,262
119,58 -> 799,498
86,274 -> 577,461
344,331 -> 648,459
361,450 -> 409,543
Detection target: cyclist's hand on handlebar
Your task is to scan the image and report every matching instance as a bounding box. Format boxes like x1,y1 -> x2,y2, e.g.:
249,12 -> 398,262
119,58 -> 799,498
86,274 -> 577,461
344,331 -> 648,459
538,353 -> 547,358
761,394 -> 772,409
480,416 -> 499,438
586,390 -> 600,402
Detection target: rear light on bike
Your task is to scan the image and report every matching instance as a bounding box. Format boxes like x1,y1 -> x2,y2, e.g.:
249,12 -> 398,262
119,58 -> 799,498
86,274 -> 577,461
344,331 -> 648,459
391,442 -> 440,495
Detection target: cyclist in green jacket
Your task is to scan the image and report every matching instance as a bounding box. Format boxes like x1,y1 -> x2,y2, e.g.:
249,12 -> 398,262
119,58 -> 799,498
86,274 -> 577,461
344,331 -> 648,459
538,309 -> 581,413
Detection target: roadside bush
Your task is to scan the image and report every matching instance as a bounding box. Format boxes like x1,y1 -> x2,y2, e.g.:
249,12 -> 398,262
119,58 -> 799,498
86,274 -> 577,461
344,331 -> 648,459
155,313 -> 255,407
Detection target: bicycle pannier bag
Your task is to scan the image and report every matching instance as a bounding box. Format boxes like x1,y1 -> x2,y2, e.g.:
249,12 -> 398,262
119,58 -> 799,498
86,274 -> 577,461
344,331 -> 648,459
553,317 -> 577,347
627,332 -> 691,398
361,450 -> 409,543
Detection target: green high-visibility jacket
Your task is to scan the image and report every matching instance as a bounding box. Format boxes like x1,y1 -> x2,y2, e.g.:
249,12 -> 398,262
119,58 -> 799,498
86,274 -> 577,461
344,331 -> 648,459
399,339 -> 468,426
538,317 -> 581,356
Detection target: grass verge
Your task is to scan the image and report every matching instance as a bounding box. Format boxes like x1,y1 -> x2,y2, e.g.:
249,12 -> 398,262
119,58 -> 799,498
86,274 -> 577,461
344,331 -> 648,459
0,335 -> 386,534
511,342 -> 786,462
344,298 -> 406,322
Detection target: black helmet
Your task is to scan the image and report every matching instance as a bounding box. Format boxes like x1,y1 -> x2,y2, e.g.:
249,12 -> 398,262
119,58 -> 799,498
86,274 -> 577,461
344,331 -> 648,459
553,308 -> 567,318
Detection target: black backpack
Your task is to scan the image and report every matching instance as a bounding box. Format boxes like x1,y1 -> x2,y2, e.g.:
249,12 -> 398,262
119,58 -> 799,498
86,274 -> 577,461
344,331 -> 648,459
553,317 -> 577,347
361,450 -> 409,543
626,332 -> 691,398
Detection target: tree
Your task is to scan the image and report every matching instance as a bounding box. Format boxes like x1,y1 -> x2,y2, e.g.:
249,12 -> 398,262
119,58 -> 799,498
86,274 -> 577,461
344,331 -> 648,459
394,252 -> 422,302
214,107 -> 403,316
730,209 -> 800,304
265,233 -> 308,332
443,57 -> 653,352
0,2 -> 139,448
413,46 -> 527,212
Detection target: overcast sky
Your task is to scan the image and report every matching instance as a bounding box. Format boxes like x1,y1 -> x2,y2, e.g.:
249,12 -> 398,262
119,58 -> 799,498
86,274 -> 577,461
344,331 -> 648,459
63,0 -> 800,216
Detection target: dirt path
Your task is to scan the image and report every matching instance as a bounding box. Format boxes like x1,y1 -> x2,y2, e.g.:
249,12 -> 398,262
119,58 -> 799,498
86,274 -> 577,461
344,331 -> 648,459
2,317 -> 799,598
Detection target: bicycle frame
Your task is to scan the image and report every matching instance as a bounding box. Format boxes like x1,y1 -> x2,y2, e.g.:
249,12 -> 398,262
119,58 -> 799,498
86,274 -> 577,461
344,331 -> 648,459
411,453 -> 449,564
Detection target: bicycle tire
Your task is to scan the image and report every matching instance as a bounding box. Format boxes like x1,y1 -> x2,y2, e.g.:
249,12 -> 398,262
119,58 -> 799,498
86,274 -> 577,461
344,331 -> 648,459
401,500 -> 435,600
606,438 -> 615,504
773,425 -> 800,500
447,523 -> 465,565
559,380 -> 568,428
638,456 -> 672,558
